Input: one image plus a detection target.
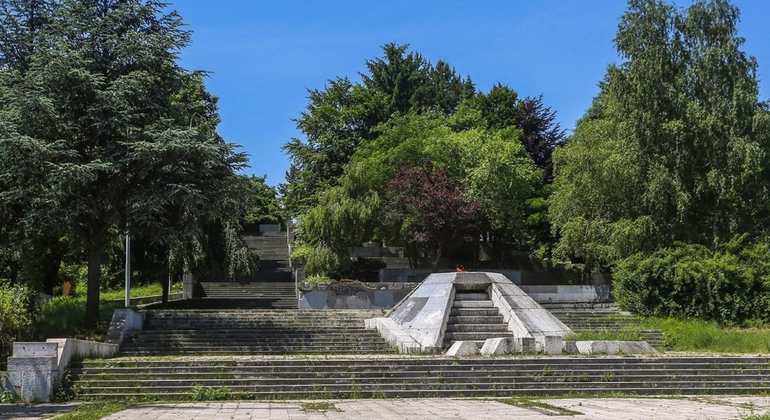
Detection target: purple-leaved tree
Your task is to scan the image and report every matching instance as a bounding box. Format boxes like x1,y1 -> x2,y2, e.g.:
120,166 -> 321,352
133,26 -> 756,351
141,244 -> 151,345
385,162 -> 482,272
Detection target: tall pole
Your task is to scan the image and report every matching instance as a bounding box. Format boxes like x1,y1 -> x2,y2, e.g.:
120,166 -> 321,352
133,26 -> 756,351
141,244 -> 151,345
125,234 -> 131,308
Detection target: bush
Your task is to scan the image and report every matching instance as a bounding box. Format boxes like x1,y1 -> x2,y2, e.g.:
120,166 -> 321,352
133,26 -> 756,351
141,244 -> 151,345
614,237 -> 770,325
33,296 -> 120,340
0,281 -> 33,366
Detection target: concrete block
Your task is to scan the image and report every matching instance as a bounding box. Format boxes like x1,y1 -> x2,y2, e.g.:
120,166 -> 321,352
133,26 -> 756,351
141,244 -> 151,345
12,343 -> 57,358
513,336 -> 537,353
445,341 -> 480,356
542,336 -> 563,355
7,357 -> 56,403
574,341 -> 655,355
480,337 -> 514,356
563,341 -> 579,354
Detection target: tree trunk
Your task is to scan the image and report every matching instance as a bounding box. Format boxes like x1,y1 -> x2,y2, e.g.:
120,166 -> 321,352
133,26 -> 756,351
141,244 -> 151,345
162,262 -> 170,309
84,246 -> 102,330
431,247 -> 442,273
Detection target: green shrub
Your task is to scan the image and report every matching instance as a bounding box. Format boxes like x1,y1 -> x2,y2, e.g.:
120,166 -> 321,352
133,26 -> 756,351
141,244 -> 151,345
305,275 -> 333,284
0,281 -> 33,361
190,385 -> 231,401
614,237 -> 770,325
33,296 -> 120,340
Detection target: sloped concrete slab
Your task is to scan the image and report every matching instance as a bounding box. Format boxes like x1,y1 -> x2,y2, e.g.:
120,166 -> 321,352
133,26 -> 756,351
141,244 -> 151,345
446,341 -> 480,356
480,337 -> 514,355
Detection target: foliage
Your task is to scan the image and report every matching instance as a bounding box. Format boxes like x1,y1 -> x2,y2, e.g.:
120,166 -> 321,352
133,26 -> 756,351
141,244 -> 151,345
0,0 -> 249,327
614,237 -> 770,325
281,43 -> 474,217
641,317 -> 770,353
32,296 -> 121,340
0,388 -> 15,404
0,280 -> 32,361
385,162 -> 482,271
563,330 -> 643,342
304,275 -> 333,284
190,385 -> 232,401
99,283 -> 182,301
550,0 -> 770,271
242,175 -> 282,231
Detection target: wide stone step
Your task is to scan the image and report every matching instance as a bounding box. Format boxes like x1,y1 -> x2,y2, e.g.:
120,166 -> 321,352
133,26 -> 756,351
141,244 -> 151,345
453,293 -> 489,301
452,301 -> 494,308
447,316 -> 504,324
445,324 -> 509,333
450,308 -> 500,316
443,332 -> 513,340
73,381 -> 770,396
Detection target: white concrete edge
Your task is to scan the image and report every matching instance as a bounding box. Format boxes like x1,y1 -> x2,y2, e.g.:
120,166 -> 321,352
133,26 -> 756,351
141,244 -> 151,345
105,308 -> 145,350
433,286 -> 457,349
365,317 -> 426,354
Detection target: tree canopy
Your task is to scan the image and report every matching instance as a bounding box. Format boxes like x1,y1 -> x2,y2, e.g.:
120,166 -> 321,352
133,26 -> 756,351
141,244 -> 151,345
0,0 -> 249,327
550,0 -> 770,271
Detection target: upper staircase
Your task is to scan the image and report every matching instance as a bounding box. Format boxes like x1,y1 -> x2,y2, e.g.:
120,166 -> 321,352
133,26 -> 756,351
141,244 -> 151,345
443,291 -> 513,348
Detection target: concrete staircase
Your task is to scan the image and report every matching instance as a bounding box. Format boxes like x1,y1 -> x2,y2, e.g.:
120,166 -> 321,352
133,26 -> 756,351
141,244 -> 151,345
118,310 -> 394,356
443,291 -> 513,348
183,231 -> 295,309
543,303 -> 666,349
71,356 -> 770,399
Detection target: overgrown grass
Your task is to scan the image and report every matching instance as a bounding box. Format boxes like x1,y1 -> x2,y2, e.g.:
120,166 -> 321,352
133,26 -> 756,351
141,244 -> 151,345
304,275 -> 333,284
33,296 -> 123,341
742,414 -> 770,420
642,317 -> 770,353
563,330 -> 643,342
53,403 -> 130,420
100,283 -> 182,301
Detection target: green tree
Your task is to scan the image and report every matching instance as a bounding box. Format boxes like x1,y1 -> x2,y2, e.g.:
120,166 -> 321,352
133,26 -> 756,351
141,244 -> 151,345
0,0 -> 248,327
281,43 -> 474,217
550,0 -> 770,270
242,175 -> 283,231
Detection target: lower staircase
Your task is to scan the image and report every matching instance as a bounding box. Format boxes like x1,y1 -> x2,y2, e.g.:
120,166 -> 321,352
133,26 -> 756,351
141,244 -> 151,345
119,310 -> 394,356
71,356 -> 770,399
543,303 -> 666,349
443,291 -> 512,348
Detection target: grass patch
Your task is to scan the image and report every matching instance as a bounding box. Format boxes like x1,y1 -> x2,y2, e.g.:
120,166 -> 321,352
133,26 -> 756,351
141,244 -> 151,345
742,414 -> 770,420
100,283 -> 181,301
54,403 -> 130,420
563,330 -> 642,342
642,317 -> 770,353
301,402 -> 339,411
32,296 -> 123,341
497,398 -> 582,416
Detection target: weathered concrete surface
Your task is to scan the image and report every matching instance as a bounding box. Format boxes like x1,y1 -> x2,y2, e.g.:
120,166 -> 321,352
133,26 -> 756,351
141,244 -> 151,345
575,340 -> 657,355
364,318 -> 422,353
542,336 -> 563,355
385,273 -> 456,351
486,273 -> 573,350
371,272 -> 573,353
8,339 -> 117,403
480,337 -> 514,355
94,397 -> 770,420
299,282 -> 419,310
514,336 -> 537,353
105,309 -> 145,348
446,341 -> 480,356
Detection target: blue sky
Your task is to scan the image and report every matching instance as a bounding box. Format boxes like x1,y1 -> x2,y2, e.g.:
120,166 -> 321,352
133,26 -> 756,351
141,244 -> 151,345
173,1 -> 770,187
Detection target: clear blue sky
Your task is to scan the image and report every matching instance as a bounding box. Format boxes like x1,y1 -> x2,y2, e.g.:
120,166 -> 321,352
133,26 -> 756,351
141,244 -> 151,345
172,1 -> 770,187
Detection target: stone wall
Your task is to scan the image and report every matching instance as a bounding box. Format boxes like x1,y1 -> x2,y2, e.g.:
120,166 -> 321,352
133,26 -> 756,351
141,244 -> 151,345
298,282 -> 419,310
520,285 -> 612,303
299,281 -> 612,310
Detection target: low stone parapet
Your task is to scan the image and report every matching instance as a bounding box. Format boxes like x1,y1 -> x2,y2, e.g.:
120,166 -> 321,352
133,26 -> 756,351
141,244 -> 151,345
8,339 -> 117,402
299,282 -> 419,310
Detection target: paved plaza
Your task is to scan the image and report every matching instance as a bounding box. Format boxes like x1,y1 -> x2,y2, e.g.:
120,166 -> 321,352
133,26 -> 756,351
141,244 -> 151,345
88,397 -> 770,420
